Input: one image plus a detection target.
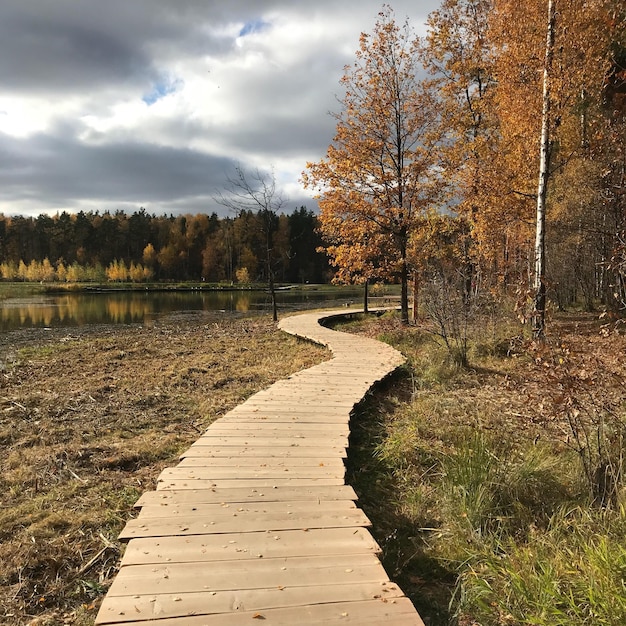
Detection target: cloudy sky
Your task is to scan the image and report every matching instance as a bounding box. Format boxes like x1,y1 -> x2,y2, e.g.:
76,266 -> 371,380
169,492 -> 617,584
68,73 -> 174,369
0,0 -> 441,218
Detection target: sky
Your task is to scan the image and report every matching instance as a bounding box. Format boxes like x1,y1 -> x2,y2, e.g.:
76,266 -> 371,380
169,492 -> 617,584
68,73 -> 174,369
0,0 -> 441,218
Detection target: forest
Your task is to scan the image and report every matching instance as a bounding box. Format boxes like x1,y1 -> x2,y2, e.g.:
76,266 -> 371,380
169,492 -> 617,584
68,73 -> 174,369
304,0 -> 626,335
303,2 -> 626,624
0,207 -> 329,285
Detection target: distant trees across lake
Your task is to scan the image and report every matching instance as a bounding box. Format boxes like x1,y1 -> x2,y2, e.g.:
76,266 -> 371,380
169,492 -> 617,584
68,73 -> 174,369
0,207 -> 330,284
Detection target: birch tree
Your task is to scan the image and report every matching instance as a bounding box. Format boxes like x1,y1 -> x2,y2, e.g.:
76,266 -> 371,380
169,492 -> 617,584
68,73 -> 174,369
532,0 -> 557,338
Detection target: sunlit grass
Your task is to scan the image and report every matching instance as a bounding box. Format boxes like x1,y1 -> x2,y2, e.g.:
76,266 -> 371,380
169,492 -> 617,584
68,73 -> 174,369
458,507 -> 626,625
342,312 -> 626,626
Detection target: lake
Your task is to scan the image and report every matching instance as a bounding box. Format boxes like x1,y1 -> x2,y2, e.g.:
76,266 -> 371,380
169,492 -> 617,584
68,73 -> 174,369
0,287 -> 366,332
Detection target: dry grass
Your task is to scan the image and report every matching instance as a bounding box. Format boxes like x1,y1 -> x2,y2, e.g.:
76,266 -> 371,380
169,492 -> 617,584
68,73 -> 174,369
0,311 -> 329,625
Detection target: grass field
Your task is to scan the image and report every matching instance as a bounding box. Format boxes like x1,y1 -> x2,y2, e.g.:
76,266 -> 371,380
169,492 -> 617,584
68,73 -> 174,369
0,312 -> 329,625
2,301 -> 623,625
340,311 -> 626,626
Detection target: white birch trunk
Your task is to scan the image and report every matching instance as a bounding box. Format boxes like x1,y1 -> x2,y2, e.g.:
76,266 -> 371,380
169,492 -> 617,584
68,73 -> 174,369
533,0 -> 557,338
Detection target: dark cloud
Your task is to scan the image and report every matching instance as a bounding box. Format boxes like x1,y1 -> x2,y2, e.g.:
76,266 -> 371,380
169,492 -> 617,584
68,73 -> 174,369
0,127 -> 235,209
0,0 -> 441,217
0,5 -> 152,93
0,0 -> 240,94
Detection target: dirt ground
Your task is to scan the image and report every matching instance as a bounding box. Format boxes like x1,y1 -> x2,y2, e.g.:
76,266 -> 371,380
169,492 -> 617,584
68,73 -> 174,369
0,311 -> 329,625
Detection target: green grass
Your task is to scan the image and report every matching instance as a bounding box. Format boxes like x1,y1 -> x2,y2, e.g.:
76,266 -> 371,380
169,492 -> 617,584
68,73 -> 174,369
458,507 -> 626,625
0,282 -> 48,300
342,312 -> 626,626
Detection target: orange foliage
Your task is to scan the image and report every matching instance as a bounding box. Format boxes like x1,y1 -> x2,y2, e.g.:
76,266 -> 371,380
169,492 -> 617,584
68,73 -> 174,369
304,7 -> 444,321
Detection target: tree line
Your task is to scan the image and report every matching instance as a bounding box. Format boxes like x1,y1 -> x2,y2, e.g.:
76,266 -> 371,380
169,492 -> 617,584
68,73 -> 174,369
304,1 -> 626,334
0,207 -> 329,284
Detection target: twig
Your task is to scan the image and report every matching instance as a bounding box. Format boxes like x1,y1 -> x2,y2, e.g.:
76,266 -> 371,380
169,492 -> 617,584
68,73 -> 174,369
72,536 -> 119,581
76,546 -> 110,577
67,468 -> 87,483
99,533 -> 117,549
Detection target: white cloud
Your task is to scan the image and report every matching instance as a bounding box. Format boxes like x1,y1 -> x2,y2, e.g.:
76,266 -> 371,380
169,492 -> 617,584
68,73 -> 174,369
0,0 -> 442,217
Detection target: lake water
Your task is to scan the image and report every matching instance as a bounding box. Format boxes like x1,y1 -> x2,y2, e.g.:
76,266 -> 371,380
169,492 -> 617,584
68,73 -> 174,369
0,287 -> 366,332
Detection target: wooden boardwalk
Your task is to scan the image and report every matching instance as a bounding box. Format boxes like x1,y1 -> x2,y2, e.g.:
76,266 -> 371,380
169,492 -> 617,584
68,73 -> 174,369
96,308 -> 424,625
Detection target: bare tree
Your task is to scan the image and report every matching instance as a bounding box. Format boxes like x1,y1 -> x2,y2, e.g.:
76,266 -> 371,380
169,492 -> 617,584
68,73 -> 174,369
215,165 -> 286,321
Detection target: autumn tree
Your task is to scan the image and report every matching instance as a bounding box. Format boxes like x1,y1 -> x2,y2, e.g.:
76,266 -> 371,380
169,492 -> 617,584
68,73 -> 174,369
142,243 -> 157,269
477,0 -> 626,329
594,2 -> 626,312
420,0 -> 506,291
56,261 -> 67,283
106,259 -> 129,282
304,6 -> 443,323
215,166 -> 286,321
202,220 -> 234,282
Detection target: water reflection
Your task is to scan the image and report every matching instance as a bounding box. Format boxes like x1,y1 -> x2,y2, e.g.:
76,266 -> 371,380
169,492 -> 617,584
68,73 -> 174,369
0,288 -> 363,332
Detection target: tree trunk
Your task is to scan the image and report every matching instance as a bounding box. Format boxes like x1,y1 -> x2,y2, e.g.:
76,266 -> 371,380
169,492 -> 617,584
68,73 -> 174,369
532,0 -> 556,339
363,278 -> 369,313
265,214 -> 278,322
269,272 -> 278,322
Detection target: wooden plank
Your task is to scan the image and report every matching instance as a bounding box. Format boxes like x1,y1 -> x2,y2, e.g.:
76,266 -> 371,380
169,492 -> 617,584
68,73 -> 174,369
177,454 -> 344,467
157,467 -> 344,480
290,370 -> 376,380
96,581 -> 405,624
200,428 -> 349,441
231,408 -> 353,417
188,436 -> 348,447
135,500 -> 357,519
250,390 -> 360,400
99,598 -> 423,625
263,379 -> 365,387
204,422 -> 350,434
106,553 -> 385,596
217,414 -> 349,424
229,405 -> 350,415
180,446 -> 347,458
119,508 -> 372,539
282,371 -> 375,378
156,478 -> 344,490
120,527 -> 380,566
243,399 -> 355,409
134,485 -> 358,507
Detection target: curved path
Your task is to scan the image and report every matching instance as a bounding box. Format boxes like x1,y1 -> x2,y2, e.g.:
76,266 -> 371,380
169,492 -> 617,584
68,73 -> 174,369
96,309 -> 424,625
